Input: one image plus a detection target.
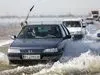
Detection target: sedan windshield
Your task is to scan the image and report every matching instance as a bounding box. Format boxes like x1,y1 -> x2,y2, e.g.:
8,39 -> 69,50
17,25 -> 62,39
63,21 -> 81,27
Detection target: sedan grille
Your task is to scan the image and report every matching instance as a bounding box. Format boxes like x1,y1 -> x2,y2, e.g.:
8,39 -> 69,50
20,49 -> 43,53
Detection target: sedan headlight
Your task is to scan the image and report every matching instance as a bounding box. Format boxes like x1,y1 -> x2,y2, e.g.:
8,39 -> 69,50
8,48 -> 20,53
43,48 -> 58,53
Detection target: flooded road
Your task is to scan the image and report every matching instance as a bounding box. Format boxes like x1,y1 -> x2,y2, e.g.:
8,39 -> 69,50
1,50 -> 100,75
0,21 -> 100,75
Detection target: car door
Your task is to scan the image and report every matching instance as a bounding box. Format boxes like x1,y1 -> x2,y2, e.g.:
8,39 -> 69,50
58,24 -> 72,62
57,24 -> 71,52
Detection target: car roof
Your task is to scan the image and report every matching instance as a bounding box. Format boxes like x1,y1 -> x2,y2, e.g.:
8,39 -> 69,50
27,21 -> 62,25
25,24 -> 62,27
86,17 -> 93,20
62,18 -> 83,21
30,24 -> 60,25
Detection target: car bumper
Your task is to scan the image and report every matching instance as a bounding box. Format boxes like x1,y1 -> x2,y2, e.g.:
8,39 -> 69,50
71,34 -> 83,39
8,52 -> 62,63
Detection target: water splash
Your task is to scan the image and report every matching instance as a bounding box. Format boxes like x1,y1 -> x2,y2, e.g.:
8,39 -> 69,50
0,40 -> 13,47
1,50 -> 100,75
0,52 -> 9,66
33,50 -> 100,75
0,64 -> 52,75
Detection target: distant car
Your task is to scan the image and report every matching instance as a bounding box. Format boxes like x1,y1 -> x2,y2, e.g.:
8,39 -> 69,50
8,24 -> 71,64
62,18 -> 86,39
86,25 -> 100,40
93,30 -> 100,40
97,33 -> 100,37
85,17 -> 94,24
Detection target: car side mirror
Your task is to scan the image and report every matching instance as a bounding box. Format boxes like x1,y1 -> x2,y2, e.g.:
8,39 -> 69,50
63,35 -> 71,39
11,35 -> 16,39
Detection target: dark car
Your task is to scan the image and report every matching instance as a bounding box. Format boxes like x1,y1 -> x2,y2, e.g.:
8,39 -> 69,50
8,24 -> 71,64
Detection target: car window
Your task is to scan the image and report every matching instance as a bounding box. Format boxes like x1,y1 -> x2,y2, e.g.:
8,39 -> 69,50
17,25 -> 62,39
62,24 -> 70,35
63,21 -> 81,27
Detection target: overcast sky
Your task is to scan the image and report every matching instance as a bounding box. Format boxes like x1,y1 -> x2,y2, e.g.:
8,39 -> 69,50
0,0 -> 100,16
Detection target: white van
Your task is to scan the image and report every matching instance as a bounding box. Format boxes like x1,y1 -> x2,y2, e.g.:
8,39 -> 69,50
62,18 -> 86,39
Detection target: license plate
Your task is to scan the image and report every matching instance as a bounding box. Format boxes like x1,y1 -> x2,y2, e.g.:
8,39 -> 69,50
23,55 -> 40,59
